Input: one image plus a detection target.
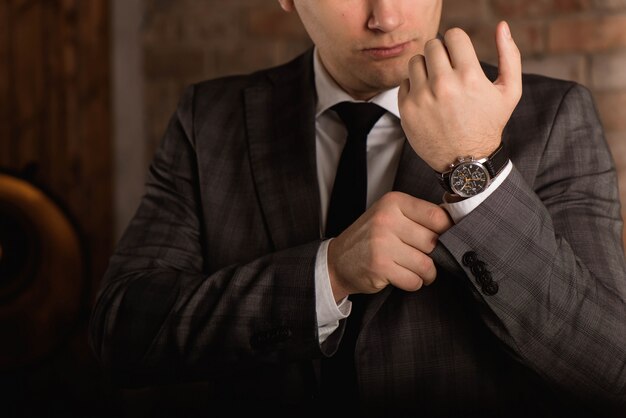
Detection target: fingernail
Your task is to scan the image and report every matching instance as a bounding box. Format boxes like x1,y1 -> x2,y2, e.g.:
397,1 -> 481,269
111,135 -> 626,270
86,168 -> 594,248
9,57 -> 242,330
503,21 -> 511,39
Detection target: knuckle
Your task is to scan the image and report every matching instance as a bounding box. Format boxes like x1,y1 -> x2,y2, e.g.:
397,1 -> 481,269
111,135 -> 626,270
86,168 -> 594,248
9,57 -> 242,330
425,232 -> 439,253
418,89 -> 435,106
427,206 -> 448,228
459,68 -> 481,85
419,255 -> 435,276
444,27 -> 468,42
371,211 -> 393,230
419,263 -> 437,286
370,279 -> 387,293
379,191 -> 401,207
430,75 -> 455,98
409,54 -> 425,67
425,38 -> 442,51
425,37 -> 438,47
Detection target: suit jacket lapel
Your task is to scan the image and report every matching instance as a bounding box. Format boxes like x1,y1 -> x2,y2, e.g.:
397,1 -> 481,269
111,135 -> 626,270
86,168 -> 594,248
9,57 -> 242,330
392,140 -> 444,204
244,50 -> 321,250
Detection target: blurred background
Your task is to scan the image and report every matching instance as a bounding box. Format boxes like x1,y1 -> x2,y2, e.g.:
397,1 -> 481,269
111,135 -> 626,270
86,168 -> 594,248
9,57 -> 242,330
0,0 -> 624,416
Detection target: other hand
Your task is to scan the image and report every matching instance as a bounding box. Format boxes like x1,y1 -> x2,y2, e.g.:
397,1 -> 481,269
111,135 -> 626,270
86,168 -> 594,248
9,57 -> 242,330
398,21 -> 522,172
327,192 -> 453,302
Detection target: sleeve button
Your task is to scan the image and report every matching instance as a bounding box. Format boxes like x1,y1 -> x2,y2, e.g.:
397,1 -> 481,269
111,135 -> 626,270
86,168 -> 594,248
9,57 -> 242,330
482,281 -> 499,296
475,271 -> 493,286
462,251 -> 478,266
470,261 -> 488,276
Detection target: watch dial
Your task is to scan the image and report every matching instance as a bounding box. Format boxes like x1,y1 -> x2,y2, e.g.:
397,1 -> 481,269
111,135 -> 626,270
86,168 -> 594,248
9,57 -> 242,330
450,163 -> 489,197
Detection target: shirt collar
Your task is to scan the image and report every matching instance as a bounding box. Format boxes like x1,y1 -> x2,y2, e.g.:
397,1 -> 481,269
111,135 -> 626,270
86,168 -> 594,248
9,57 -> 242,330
313,47 -> 400,120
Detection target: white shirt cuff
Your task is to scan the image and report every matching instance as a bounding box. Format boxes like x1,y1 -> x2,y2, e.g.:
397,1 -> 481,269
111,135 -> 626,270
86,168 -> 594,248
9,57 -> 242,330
315,238 -> 350,344
440,161 -> 513,224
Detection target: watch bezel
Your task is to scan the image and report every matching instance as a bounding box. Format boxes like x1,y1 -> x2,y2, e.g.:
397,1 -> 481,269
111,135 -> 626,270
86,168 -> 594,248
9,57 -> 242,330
449,160 -> 491,198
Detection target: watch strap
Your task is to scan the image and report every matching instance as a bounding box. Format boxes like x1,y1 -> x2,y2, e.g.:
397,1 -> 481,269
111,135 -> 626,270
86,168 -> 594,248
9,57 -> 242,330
438,171 -> 453,194
483,142 -> 508,178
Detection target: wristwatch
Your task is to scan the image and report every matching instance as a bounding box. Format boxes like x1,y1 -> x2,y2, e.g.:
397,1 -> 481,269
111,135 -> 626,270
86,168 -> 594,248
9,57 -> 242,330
436,143 -> 509,198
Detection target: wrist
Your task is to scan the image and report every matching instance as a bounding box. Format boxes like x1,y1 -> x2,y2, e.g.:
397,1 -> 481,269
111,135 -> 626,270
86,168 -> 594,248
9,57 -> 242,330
429,141 -> 502,173
327,239 -> 351,303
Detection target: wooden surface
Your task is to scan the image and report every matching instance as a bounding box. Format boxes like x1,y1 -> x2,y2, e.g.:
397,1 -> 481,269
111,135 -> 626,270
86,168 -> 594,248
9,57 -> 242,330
0,1 -> 115,415
0,0 -> 112,303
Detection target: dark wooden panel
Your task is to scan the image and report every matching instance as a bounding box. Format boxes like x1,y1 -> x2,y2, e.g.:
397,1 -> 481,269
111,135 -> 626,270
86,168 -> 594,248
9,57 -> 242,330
0,0 -> 112,297
13,2 -> 44,170
0,0 -> 115,414
0,1 -> 9,163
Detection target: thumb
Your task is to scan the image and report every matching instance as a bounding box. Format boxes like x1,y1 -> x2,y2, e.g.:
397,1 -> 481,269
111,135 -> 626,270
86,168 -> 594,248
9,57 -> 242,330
494,21 -> 522,102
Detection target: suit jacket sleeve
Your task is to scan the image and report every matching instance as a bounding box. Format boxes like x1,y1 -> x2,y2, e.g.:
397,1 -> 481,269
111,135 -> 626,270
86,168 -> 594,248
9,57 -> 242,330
88,84 -> 322,386
439,82 -> 626,410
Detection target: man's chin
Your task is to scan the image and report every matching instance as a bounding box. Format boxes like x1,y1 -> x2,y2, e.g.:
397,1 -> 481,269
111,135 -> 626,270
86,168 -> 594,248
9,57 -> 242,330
342,69 -> 407,99
365,63 -> 409,89
366,73 -> 407,91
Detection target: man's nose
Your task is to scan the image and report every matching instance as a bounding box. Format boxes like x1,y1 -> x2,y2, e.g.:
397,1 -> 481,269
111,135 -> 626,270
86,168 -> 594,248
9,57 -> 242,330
367,0 -> 404,32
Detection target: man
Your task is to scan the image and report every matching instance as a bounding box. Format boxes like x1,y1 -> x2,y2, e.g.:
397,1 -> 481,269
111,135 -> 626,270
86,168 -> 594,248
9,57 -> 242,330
90,1 -> 626,416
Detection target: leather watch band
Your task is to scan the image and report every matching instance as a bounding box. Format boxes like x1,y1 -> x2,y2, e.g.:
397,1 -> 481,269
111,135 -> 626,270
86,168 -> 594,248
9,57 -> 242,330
483,142 -> 508,178
438,171 -> 453,194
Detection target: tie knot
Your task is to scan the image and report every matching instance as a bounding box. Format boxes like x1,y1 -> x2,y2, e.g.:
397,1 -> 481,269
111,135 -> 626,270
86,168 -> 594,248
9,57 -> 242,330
331,102 -> 386,140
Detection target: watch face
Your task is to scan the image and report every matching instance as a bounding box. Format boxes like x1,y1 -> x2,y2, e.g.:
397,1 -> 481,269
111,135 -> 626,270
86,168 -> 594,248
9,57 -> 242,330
450,162 -> 490,197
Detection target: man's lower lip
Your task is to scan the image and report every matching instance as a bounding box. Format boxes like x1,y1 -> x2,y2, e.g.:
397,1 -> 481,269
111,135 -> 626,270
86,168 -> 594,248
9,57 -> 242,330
364,42 -> 410,58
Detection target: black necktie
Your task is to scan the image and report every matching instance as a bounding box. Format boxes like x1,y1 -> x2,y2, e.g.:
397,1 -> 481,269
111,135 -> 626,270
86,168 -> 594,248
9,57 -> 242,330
321,101 -> 386,406
325,102 -> 386,238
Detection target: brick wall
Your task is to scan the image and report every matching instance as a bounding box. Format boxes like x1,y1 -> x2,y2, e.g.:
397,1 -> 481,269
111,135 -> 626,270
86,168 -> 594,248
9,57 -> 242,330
141,0 -> 626,238
142,0 -> 311,153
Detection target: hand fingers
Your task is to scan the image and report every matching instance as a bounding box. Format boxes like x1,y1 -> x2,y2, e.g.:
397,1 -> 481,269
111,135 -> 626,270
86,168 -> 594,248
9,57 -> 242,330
494,20 -> 522,102
385,192 -> 452,234
332,193 -> 448,295
398,77 -> 411,100
383,263 -> 426,292
424,38 -> 453,76
373,249 -> 433,292
443,28 -> 481,70
396,215 -> 440,255
407,54 -> 428,91
391,242 -> 438,287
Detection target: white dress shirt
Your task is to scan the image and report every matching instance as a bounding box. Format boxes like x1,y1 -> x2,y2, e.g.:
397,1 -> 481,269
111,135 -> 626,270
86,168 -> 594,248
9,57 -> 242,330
312,48 -> 512,344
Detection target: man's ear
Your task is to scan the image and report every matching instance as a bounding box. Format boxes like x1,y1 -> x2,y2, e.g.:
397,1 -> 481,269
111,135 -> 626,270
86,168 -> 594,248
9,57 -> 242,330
278,0 -> 295,12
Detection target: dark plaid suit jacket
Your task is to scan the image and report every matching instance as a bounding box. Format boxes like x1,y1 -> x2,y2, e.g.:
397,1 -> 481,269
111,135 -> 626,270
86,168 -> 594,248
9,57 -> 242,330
89,49 -> 626,417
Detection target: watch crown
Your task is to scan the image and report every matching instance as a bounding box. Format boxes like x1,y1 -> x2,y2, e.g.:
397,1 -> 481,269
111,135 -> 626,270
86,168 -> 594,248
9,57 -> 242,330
455,156 -> 475,165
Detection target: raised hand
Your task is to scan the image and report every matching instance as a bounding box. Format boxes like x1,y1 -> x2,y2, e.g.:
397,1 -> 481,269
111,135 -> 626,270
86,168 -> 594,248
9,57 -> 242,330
398,21 -> 522,172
